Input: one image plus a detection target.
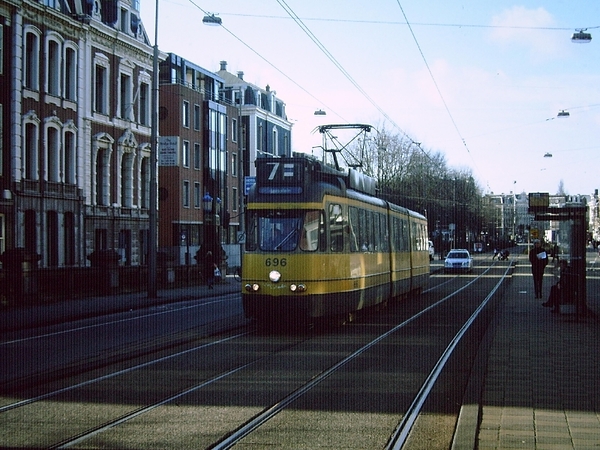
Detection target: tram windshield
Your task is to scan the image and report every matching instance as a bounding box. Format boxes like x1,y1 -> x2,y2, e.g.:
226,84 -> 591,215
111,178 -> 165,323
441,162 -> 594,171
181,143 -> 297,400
246,210 -> 322,252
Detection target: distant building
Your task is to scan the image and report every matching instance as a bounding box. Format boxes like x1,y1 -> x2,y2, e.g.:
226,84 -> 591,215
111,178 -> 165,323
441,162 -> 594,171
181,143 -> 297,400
156,53 -> 239,264
216,61 -> 293,178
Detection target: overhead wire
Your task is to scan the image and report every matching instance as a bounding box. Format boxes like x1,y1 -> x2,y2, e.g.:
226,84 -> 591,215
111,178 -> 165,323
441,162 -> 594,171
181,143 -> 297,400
197,9 -> 600,31
394,0 -> 479,173
275,0 -> 427,153
185,0 -> 343,121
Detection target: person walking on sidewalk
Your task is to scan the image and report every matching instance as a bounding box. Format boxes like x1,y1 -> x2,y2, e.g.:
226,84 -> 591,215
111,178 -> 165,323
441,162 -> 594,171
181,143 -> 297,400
529,239 -> 548,298
203,251 -> 217,289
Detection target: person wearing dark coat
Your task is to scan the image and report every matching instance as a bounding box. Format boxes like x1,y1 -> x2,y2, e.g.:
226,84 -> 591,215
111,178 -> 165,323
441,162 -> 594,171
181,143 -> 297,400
529,239 -> 549,299
543,259 -> 573,313
203,251 -> 217,289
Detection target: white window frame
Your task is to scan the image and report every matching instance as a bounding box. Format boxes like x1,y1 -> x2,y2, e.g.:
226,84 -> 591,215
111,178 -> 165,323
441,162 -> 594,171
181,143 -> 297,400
45,33 -> 62,97
183,180 -> 190,208
118,60 -> 135,120
63,43 -> 78,101
24,27 -> 41,91
23,111 -> 40,180
93,54 -> 110,115
182,100 -> 190,128
182,140 -> 190,168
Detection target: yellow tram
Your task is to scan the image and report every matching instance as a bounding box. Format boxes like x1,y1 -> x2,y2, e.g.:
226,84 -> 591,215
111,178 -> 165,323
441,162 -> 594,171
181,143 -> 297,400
242,155 -> 429,325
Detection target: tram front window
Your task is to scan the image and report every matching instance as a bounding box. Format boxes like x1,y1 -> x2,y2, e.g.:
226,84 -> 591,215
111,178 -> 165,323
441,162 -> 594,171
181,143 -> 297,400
246,210 -> 321,252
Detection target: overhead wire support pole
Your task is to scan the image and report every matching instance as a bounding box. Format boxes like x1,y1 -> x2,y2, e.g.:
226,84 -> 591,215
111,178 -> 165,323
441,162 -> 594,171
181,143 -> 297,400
148,0 -> 159,299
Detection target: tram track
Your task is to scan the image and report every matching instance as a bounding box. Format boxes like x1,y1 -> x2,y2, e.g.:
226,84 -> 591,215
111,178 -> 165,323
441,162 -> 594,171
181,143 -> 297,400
0,258 -> 513,449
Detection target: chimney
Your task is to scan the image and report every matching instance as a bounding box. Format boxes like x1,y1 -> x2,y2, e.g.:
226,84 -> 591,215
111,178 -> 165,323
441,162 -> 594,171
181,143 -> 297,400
237,71 -> 244,80
220,61 -> 227,71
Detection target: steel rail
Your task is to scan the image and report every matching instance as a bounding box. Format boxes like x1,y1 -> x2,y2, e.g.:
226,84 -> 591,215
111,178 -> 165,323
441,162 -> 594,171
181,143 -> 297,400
385,263 -> 512,449
0,331 -> 250,413
208,266 -> 498,449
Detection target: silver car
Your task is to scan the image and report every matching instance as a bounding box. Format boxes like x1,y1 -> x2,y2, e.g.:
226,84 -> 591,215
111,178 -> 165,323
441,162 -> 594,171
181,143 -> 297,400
444,249 -> 473,273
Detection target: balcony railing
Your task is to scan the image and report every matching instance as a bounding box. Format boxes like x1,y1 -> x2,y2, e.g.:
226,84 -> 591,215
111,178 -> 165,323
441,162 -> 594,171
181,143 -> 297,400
18,180 -> 81,198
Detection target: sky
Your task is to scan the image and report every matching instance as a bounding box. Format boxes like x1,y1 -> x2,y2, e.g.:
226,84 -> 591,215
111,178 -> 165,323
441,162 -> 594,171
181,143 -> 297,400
140,0 -> 600,197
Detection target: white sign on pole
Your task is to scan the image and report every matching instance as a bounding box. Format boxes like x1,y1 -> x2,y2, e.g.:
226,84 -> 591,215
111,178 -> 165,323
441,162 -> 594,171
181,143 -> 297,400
159,136 -> 179,166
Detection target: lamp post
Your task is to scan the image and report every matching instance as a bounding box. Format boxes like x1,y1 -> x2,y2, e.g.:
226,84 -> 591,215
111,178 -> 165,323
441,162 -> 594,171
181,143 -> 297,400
202,192 -> 220,255
147,0 -> 159,298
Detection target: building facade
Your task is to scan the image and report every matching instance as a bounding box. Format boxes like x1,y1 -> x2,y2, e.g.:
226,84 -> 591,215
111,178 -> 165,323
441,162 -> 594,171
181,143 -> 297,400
83,0 -> 155,266
157,53 -> 239,265
1,0 -> 156,268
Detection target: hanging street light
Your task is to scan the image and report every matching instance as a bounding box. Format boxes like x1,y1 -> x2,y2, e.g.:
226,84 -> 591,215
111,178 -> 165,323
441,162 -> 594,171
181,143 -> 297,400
314,109 -> 326,116
571,29 -> 592,43
557,110 -> 570,118
202,13 -> 222,26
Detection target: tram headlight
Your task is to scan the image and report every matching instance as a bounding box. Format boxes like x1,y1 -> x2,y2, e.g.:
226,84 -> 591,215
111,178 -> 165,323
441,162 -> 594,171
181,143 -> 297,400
245,283 -> 260,292
290,284 -> 306,292
269,270 -> 281,283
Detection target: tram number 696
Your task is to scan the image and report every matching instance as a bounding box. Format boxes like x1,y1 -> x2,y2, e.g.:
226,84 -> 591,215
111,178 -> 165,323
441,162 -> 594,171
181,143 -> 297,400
265,258 -> 287,267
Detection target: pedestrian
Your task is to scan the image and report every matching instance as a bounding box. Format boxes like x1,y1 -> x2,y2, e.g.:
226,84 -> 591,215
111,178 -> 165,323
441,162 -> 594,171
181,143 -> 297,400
203,250 -> 217,289
492,248 -> 498,260
528,239 -> 548,299
542,259 -> 572,313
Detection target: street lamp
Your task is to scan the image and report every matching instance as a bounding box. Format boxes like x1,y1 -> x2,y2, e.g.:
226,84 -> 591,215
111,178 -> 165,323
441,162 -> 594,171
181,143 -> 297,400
314,109 -> 326,116
557,110 -> 570,118
202,13 -> 222,26
572,29 -> 592,43
202,193 -> 213,215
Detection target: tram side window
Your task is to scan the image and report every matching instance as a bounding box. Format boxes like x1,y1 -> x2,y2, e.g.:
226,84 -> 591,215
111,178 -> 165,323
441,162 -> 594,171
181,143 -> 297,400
329,204 -> 344,252
379,213 -> 389,252
366,210 -> 378,252
395,217 -> 408,252
412,221 -> 425,251
358,209 -> 368,251
392,217 -> 402,251
300,210 -> 323,252
348,206 -> 359,252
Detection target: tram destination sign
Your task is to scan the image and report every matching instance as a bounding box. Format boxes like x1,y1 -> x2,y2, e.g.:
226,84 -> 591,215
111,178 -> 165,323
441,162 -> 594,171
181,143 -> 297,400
257,160 -> 305,194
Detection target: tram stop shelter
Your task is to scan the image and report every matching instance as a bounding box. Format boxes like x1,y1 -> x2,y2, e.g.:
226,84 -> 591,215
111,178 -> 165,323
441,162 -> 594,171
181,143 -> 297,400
529,193 -> 588,319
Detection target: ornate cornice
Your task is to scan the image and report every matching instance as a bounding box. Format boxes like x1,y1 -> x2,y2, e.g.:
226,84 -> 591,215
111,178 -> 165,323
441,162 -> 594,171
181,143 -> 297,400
87,20 -> 153,67
21,1 -> 86,39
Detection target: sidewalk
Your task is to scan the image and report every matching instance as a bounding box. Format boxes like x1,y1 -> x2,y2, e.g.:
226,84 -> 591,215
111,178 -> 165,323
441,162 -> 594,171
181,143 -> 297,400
0,278 -> 241,332
455,251 -> 600,449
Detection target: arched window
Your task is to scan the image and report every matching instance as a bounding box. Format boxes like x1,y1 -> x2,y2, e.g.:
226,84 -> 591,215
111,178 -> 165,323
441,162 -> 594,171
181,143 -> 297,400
23,111 -> 40,181
117,130 -> 137,207
24,28 -> 40,91
63,125 -> 77,184
46,36 -> 62,96
64,44 -> 78,101
92,133 -> 114,206
46,126 -> 61,182
140,155 -> 150,209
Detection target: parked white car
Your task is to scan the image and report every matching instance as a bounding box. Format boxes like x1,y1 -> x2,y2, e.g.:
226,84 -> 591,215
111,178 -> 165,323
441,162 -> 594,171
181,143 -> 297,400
444,249 -> 473,273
